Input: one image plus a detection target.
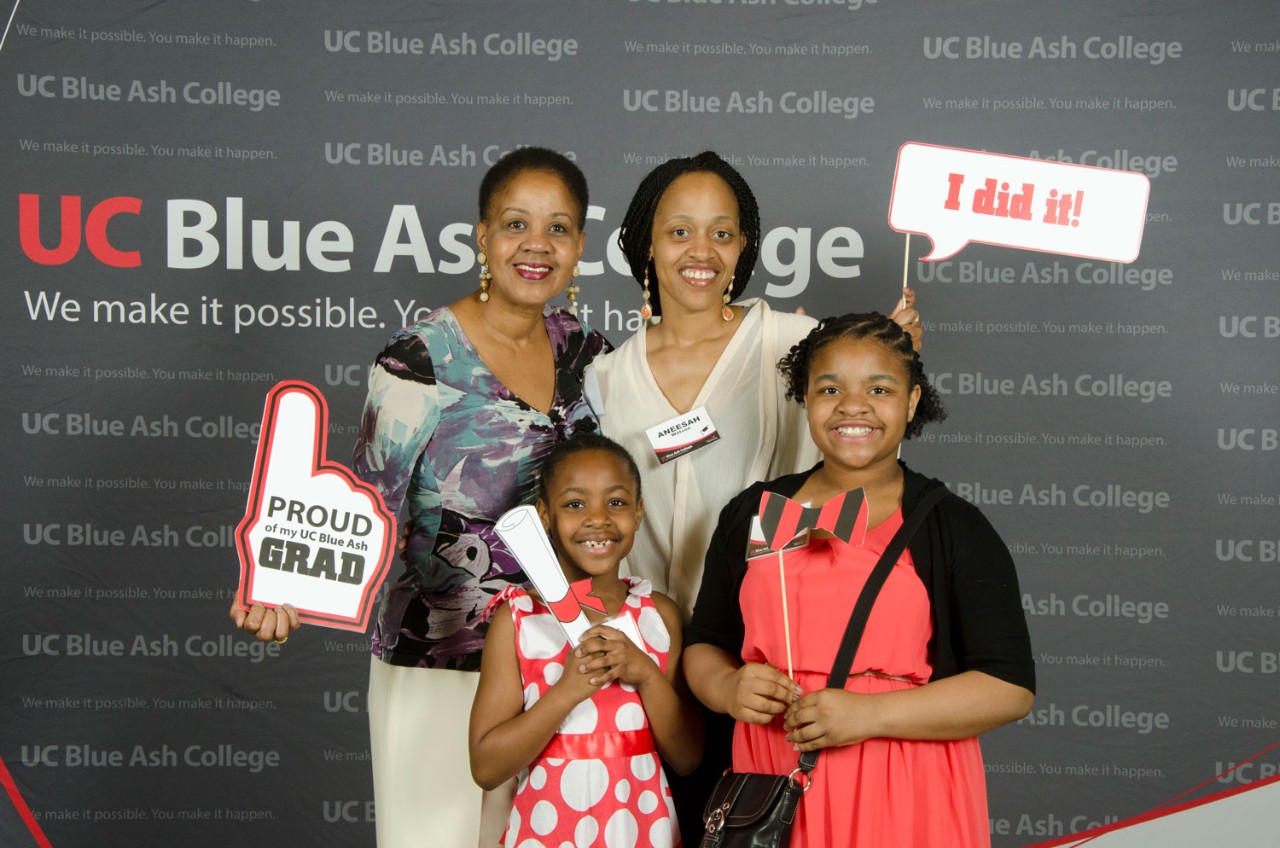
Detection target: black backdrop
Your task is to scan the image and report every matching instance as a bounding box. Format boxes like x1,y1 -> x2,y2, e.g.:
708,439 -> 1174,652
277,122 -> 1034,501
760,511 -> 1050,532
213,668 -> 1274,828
3,1 -> 1278,844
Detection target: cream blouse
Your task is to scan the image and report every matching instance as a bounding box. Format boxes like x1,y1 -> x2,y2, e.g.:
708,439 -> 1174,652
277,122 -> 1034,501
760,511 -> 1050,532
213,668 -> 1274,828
585,299 -> 820,618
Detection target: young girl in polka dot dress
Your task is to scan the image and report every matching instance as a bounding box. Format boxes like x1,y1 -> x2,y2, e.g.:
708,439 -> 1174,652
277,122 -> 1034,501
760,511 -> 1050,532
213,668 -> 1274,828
470,432 -> 702,847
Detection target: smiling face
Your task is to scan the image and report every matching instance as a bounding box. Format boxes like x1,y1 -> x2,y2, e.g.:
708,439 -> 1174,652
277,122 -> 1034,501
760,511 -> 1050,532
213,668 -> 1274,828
805,336 -> 921,482
648,171 -> 745,318
536,449 -> 643,584
475,169 -> 585,310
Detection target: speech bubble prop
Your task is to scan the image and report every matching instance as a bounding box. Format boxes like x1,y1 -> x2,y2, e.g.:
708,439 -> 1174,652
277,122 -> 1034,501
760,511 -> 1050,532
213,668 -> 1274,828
494,505 -> 645,651
235,381 -> 395,632
889,141 -> 1150,262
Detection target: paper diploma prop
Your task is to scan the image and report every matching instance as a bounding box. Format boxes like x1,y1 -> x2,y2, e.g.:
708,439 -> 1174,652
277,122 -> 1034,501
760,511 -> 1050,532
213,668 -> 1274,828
494,505 -> 645,651
889,141 -> 1151,263
751,489 -> 868,681
235,381 -> 395,632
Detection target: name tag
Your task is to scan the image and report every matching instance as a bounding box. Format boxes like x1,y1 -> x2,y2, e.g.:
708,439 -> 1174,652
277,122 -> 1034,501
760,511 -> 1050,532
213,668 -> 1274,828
644,406 -> 719,464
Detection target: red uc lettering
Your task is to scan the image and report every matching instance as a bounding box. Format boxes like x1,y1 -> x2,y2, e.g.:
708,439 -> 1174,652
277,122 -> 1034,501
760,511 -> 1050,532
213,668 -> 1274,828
19,194 -> 142,267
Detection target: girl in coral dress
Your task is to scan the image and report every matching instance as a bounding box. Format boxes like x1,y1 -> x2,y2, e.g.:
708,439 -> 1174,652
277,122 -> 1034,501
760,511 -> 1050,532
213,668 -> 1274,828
685,313 -> 1036,847
470,432 -> 702,847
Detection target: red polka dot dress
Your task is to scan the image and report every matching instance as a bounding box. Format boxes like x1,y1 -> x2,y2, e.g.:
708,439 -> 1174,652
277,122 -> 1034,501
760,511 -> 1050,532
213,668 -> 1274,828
495,578 -> 680,848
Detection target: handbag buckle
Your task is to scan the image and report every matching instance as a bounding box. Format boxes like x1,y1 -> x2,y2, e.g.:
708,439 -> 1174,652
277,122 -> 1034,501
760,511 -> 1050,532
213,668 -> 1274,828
705,801 -> 731,834
788,767 -> 814,793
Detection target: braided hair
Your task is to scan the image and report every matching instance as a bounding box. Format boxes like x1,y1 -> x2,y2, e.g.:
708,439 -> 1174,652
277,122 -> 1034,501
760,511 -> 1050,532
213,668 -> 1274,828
617,151 -> 761,318
536,424 -> 643,505
478,146 -> 589,228
777,312 -> 947,439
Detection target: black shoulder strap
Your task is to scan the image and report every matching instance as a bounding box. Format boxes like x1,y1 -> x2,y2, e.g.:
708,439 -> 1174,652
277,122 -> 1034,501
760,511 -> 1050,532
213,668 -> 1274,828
798,483 -> 949,773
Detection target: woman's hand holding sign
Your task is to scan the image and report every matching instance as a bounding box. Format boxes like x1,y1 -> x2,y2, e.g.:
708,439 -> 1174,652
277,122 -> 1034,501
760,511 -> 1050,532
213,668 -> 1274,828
230,382 -> 396,641
230,600 -> 301,643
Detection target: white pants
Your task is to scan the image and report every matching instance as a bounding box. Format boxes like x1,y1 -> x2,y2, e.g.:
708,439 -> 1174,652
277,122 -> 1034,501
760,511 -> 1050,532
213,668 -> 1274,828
367,658 -> 515,847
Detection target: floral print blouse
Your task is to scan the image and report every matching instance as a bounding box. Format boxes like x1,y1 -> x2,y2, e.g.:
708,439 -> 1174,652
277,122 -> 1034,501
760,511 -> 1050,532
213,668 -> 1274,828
351,306 -> 610,669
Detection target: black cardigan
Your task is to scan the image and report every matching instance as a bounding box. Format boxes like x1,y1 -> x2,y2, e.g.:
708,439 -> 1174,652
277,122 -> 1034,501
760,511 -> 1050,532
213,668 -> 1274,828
685,462 -> 1036,693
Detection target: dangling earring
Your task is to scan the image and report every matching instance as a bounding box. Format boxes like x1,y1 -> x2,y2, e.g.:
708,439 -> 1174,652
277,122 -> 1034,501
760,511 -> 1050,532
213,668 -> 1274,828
566,265 -> 581,316
477,250 -> 491,303
639,262 -> 653,321
722,275 -> 735,322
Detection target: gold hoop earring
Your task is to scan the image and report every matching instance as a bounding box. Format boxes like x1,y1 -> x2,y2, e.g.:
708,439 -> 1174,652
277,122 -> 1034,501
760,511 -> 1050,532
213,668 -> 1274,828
639,263 -> 653,321
567,265 -> 581,316
477,250 -> 491,302
722,275 -> 735,322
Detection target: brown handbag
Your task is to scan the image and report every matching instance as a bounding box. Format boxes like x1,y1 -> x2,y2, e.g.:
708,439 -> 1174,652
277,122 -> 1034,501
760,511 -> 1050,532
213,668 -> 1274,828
698,485 -> 948,848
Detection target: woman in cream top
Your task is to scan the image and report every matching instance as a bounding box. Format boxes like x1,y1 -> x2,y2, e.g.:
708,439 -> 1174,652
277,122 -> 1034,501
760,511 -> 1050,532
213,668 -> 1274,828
586,151 -> 919,619
589,296 -> 818,616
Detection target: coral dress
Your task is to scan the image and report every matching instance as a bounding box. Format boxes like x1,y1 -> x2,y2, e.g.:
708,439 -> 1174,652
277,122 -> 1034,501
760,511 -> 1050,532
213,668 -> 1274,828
496,579 -> 680,848
734,512 -> 990,848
